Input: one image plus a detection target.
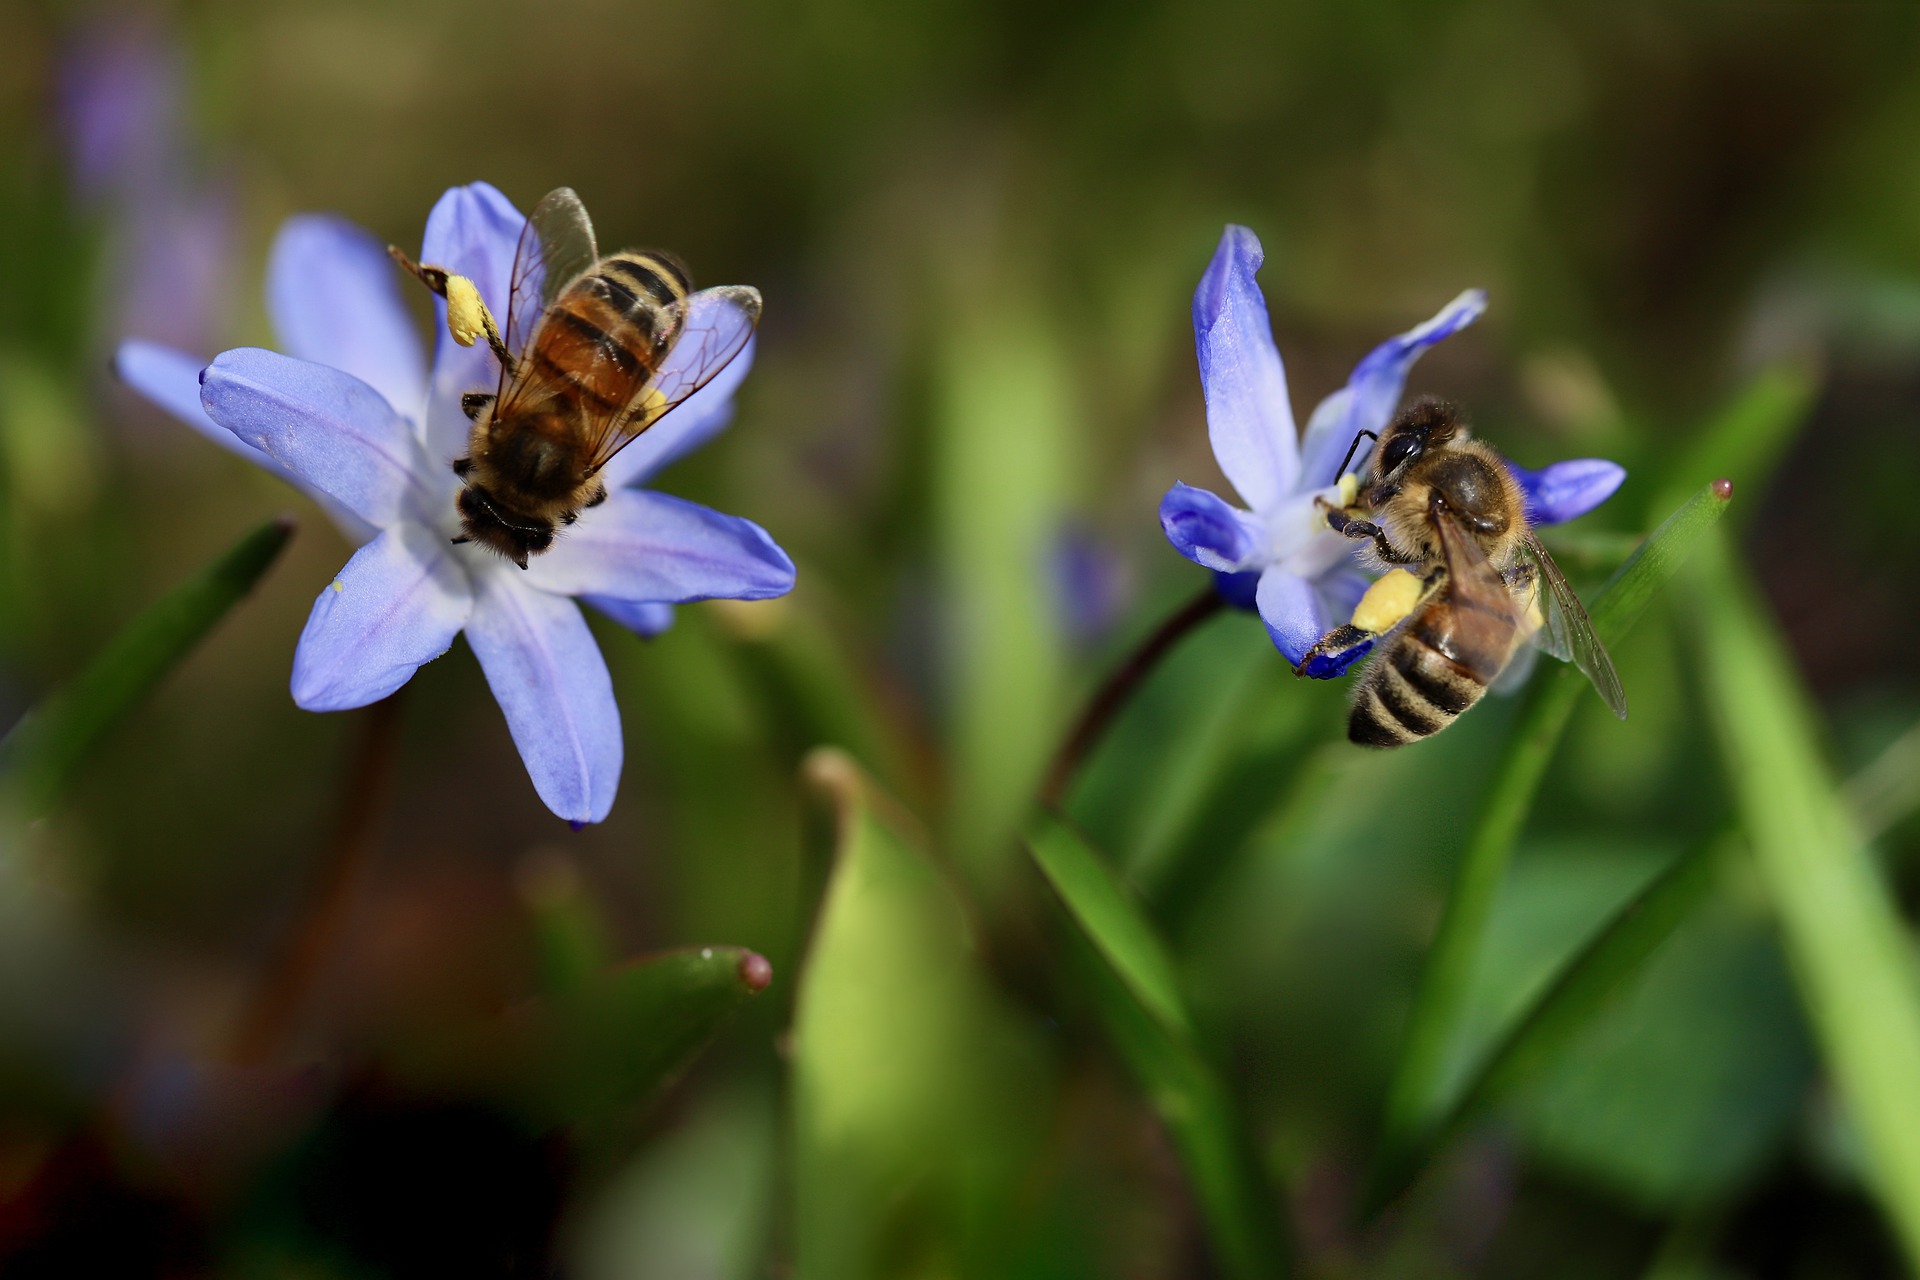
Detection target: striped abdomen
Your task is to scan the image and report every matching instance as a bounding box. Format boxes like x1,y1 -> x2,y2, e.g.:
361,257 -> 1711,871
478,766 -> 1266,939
521,252 -> 690,419
1348,594 -> 1520,747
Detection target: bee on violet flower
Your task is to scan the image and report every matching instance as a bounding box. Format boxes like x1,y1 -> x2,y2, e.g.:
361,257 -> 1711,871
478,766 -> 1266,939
1159,225 -> 1626,679
115,183 -> 795,824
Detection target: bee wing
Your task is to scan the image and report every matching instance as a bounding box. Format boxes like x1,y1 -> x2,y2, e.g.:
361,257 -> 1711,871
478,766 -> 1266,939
1518,533 -> 1628,720
582,284 -> 763,475
502,188 -> 599,367
1428,502 -> 1530,662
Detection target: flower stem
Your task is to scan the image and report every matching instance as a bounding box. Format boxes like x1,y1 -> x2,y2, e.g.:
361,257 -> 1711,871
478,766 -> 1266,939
228,690 -> 405,1064
1039,587 -> 1225,810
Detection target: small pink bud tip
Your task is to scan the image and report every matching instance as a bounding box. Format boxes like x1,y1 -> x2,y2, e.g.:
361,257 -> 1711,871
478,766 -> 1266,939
1712,477 -> 1733,500
739,951 -> 773,993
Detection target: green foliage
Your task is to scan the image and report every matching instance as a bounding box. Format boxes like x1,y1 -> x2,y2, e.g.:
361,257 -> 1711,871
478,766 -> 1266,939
792,749 -> 1048,1279
1685,536 -> 1920,1267
1029,812 -> 1288,1279
0,514 -> 293,818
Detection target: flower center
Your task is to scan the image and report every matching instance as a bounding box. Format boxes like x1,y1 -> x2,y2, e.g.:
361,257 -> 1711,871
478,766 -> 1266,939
1265,484 -> 1354,579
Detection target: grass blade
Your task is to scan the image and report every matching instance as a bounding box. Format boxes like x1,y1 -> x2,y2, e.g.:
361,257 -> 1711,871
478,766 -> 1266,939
1029,812 -> 1289,1279
1684,535 -> 1920,1268
1373,480 -> 1733,1200
1371,833 -> 1726,1204
0,515 -> 295,817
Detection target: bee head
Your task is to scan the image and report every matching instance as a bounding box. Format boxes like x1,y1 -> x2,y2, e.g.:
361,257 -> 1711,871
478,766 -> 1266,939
1370,398 -> 1463,485
456,485 -> 554,570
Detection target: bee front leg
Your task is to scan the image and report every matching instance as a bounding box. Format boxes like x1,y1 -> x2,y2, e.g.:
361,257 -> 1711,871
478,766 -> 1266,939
1316,499 -> 1420,565
461,393 -> 494,421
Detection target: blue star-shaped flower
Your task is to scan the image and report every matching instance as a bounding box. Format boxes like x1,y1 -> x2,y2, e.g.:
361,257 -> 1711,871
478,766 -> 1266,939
1160,225 -> 1625,674
115,182 -> 795,824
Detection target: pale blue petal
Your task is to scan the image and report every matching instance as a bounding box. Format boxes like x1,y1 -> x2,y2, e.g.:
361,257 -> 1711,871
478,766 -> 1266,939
116,340 -> 279,471
1255,566 -> 1328,666
1508,457 -> 1627,525
1193,226 -> 1297,511
597,332 -> 755,490
419,183 -> 524,469
466,569 -> 622,825
117,341 -> 379,543
267,214 -> 427,418
1298,289 -> 1488,488
291,522 -> 472,711
200,348 -> 435,528
522,489 -> 795,603
1159,482 -> 1264,573
583,597 -> 676,636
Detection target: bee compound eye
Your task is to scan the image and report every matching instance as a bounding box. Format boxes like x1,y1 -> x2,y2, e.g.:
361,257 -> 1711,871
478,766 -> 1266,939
1381,434 -> 1420,474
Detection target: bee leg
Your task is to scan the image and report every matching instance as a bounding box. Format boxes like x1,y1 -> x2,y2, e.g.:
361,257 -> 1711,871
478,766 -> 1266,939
1321,506 -> 1420,565
461,393 -> 494,421
583,483 -> 608,509
450,535 -> 471,545
452,457 -> 473,477
1297,624 -> 1378,680
560,511 -> 579,526
387,246 -> 450,297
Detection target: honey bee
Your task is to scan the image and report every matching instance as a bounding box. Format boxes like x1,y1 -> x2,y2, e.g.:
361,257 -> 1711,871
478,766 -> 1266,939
389,188 -> 761,567
1306,398 -> 1627,746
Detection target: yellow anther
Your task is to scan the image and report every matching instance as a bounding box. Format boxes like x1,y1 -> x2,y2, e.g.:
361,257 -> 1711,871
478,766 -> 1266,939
443,275 -> 495,348
1352,568 -> 1423,634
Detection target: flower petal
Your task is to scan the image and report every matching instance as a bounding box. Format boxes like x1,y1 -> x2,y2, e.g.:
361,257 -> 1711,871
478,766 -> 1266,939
465,569 -> 622,824
1508,457 -> 1626,526
267,214 -> 427,418
291,522 -> 472,711
1193,226 -> 1297,510
1159,482 -> 1263,573
582,596 -> 676,636
118,340 -> 378,542
596,332 -> 756,490
522,489 -> 795,603
1298,289 -> 1488,488
1255,566 -> 1329,666
420,183 -> 524,468
200,347 -> 434,528
117,340 -> 276,469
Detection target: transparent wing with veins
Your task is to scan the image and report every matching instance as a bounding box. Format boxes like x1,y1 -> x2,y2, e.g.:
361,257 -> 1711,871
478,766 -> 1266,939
1518,533 -> 1628,719
499,187 -> 598,384
580,284 -> 762,476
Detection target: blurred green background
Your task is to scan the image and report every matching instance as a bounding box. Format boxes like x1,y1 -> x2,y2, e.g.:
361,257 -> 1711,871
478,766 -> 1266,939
4,2 -> 1920,1276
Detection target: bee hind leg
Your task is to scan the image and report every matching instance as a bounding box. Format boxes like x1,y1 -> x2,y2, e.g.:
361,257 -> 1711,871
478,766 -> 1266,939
1297,624 -> 1378,680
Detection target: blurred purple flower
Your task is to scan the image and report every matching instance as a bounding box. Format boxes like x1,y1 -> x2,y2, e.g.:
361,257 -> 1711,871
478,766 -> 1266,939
1160,226 -> 1625,675
58,19 -> 234,354
1049,520 -> 1134,648
115,183 -> 794,823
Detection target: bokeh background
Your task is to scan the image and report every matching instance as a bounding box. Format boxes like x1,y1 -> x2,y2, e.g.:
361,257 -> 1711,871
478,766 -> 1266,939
4,2 -> 1920,1276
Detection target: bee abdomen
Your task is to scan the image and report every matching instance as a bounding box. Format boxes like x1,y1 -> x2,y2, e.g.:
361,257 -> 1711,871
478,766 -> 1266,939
1349,635 -> 1485,747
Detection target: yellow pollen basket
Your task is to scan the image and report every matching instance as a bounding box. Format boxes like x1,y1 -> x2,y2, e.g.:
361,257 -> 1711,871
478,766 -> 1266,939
442,275 -> 496,348
1352,568 -> 1424,634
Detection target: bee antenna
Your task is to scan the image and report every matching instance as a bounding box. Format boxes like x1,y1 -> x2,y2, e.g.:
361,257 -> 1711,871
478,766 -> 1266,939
1335,430 -> 1379,483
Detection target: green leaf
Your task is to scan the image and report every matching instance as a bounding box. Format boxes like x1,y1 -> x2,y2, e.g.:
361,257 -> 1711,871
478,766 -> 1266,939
1029,815 -> 1192,1039
0,515 -> 294,817
1374,480 -> 1732,1200
1028,812 -> 1289,1279
529,944 -> 772,1133
1683,534 -> 1920,1268
793,749 -> 1046,1280
934,294 -> 1073,891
